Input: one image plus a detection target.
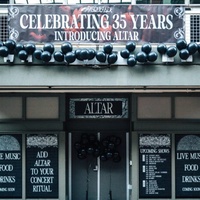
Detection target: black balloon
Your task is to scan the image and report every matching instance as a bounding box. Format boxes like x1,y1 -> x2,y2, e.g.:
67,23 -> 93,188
80,49 -> 89,60
25,43 -> 36,55
61,42 -> 73,54
41,51 -> 52,62
4,39 -> 16,53
74,142 -> 81,150
166,46 -> 177,57
43,43 -> 55,54
0,46 -> 9,57
96,51 -> 106,63
100,154 -> 107,161
87,48 -> 96,60
103,43 -> 113,54
136,52 -> 147,63
53,51 -> 64,62
179,49 -> 190,60
102,139 -> 109,147
108,142 -> 115,150
147,51 -> 158,62
113,154 -> 121,163
107,53 -> 118,65
18,50 -> 28,60
187,42 -> 198,55
33,49 -> 43,60
93,148 -> 100,157
142,43 -> 152,54
157,43 -> 167,55
176,39 -> 187,50
65,52 -> 76,63
106,151 -> 113,158
126,41 -> 136,52
120,49 -> 130,59
127,55 -> 137,67
77,153 -> 87,160
15,43 -> 24,54
87,146 -> 94,154
75,49 -> 83,61
80,148 -> 87,156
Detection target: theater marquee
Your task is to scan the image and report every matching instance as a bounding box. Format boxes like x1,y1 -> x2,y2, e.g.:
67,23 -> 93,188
8,5 -> 185,43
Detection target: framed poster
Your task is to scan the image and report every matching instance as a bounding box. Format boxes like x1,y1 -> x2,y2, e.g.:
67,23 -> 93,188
139,134 -> 171,198
0,134 -> 22,198
26,134 -> 58,198
175,134 -> 200,198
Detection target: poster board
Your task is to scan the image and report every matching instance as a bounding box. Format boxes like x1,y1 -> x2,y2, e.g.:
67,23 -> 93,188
175,134 -> 200,198
139,133 -> 171,198
26,134 -> 58,198
0,134 -> 22,198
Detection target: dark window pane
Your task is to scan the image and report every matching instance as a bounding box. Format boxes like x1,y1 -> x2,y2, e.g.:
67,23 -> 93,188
0,0 -> 9,3
171,0 -> 184,3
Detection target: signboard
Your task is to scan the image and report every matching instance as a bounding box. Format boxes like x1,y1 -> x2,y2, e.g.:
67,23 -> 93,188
175,134 -> 200,198
139,134 -> 171,198
26,134 -> 58,198
0,134 -> 22,198
8,5 -> 184,43
69,98 -> 128,119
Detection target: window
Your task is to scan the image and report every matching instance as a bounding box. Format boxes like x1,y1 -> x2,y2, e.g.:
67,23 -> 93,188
0,97 -> 23,119
0,0 -> 9,3
26,97 -> 59,119
190,0 -> 200,3
137,97 -> 171,119
175,97 -> 200,119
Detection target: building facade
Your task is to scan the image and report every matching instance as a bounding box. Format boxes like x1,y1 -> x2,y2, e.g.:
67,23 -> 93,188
0,1 -> 200,200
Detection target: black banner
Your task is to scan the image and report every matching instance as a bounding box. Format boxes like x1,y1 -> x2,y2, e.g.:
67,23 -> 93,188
26,134 -> 58,198
175,134 -> 200,198
139,134 -> 171,198
8,5 -> 185,43
0,134 -> 22,198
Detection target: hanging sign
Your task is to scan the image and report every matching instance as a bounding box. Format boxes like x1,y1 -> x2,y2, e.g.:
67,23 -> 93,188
8,5 -> 184,43
0,134 -> 22,198
69,98 -> 128,118
139,134 -> 171,198
26,134 -> 58,198
175,134 -> 200,198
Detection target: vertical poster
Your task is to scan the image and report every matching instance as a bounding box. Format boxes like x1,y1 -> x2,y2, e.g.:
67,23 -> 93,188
139,134 -> 171,198
175,134 -> 200,198
0,134 -> 22,198
26,134 -> 58,198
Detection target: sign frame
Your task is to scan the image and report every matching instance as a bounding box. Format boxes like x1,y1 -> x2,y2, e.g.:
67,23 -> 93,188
69,97 -> 129,119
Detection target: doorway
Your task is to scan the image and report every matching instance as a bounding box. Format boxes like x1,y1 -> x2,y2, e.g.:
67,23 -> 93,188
68,131 -> 129,200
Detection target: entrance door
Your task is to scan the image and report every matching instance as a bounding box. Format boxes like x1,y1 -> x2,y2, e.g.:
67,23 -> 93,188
69,131 -> 128,200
